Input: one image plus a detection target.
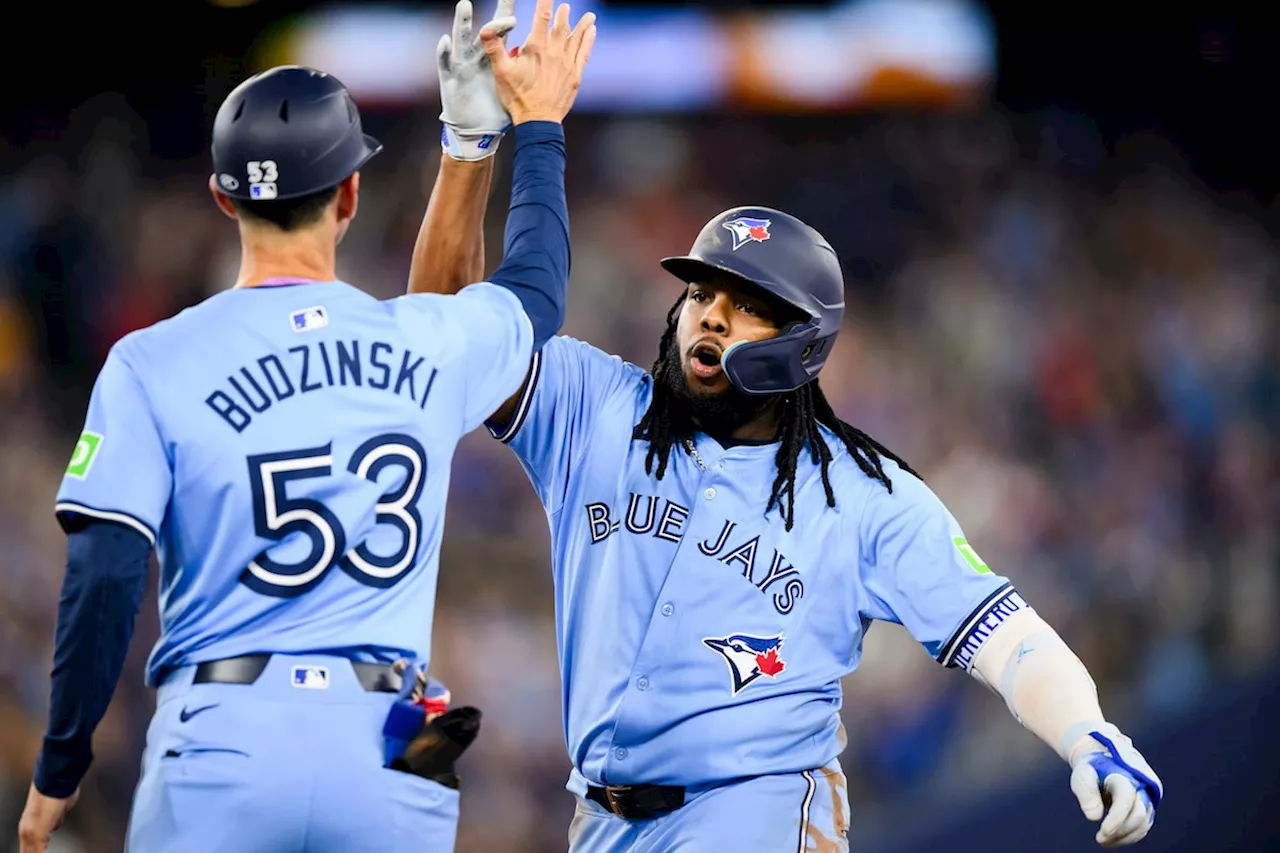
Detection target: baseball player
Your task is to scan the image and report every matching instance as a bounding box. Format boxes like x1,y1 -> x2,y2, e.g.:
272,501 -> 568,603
410,203 -> 1164,846
16,2 -> 596,851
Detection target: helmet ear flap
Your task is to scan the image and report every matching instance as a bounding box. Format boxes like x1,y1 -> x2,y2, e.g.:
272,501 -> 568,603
800,335 -> 831,363
722,321 -> 822,395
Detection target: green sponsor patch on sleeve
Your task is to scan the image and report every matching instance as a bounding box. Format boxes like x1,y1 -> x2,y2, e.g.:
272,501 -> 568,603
66,431 -> 103,478
953,536 -> 991,574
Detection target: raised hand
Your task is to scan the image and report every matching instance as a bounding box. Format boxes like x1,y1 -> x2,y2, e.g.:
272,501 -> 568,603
438,0 -> 518,160
479,0 -> 597,125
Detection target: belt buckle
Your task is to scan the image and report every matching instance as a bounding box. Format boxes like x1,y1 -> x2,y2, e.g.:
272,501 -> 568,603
605,786 -> 637,819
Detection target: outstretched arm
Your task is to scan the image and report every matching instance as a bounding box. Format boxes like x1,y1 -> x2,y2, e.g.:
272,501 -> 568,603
861,476 -> 1162,850
970,610 -> 1163,847
408,157 -> 495,297
478,0 -> 596,429
408,0 -> 517,297
403,0 -> 597,436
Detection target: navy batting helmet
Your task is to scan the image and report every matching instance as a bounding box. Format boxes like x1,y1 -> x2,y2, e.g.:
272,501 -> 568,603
211,66 -> 382,202
660,206 -> 845,396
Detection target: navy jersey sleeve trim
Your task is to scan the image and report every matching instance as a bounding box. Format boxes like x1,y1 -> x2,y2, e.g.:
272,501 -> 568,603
55,501 -> 157,547
936,581 -> 1019,669
486,348 -> 543,444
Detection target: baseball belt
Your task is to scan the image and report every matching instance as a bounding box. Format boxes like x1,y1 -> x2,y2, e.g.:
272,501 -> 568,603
586,784 -> 686,820
192,653 -> 401,693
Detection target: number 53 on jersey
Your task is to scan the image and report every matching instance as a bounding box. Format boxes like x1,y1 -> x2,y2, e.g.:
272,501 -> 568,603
243,432 -> 428,597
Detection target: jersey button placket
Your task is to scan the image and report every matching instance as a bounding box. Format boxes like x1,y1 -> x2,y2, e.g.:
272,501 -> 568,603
606,466 -> 713,775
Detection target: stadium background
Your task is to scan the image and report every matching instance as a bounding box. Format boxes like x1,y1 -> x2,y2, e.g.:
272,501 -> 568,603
2,1 -> 1278,851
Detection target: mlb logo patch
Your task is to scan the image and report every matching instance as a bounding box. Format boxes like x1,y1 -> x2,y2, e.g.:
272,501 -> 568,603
291,665 -> 330,689
290,306 -> 328,332
721,217 -> 772,251
250,182 -> 278,200
704,633 -> 787,696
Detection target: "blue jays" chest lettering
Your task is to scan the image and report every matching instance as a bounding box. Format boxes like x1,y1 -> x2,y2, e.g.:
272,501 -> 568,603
583,491 -> 805,615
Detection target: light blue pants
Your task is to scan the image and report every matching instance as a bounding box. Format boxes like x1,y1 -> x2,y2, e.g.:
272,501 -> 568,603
125,654 -> 458,853
567,760 -> 851,853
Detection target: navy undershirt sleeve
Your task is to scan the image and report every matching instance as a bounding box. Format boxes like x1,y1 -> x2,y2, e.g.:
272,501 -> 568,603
488,121 -> 570,351
33,520 -> 150,798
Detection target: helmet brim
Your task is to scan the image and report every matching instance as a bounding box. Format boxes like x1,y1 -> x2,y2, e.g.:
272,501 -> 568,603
660,255 -> 813,323
360,133 -> 384,162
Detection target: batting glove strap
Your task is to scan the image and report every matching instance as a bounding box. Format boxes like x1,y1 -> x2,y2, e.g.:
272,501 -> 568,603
1086,730 -> 1163,809
1066,721 -> 1163,846
442,123 -> 507,161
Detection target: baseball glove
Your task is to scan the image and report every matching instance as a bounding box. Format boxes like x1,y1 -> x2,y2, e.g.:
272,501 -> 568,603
384,659 -> 482,790
390,706 -> 482,789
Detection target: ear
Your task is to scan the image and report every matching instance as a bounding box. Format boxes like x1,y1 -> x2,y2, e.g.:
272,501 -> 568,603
209,174 -> 239,220
336,173 -> 359,223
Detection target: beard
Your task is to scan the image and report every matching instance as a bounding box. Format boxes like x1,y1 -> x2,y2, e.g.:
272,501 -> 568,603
657,345 -> 778,438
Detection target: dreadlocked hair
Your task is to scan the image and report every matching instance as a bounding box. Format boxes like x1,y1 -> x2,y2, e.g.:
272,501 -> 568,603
633,294 -> 923,532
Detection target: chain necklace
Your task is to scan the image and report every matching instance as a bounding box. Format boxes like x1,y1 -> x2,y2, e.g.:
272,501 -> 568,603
683,438 -> 707,471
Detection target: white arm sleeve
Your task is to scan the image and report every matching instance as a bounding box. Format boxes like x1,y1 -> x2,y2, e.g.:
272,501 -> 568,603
969,608 -> 1109,763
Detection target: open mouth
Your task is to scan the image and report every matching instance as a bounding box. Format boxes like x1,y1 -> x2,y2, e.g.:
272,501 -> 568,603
689,342 -> 723,378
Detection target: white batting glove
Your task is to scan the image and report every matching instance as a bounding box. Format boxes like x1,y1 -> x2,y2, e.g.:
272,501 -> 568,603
438,0 -> 516,161
1068,723 -> 1163,847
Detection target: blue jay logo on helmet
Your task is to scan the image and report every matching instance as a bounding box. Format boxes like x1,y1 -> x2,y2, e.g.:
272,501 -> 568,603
703,633 -> 787,695
721,217 -> 772,251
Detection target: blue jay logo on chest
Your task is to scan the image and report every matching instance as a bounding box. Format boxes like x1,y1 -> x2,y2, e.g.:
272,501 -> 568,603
704,633 -> 787,695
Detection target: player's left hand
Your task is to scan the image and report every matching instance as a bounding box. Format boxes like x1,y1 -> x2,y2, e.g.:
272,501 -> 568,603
438,0 -> 517,161
17,783 -> 79,853
1068,724 -> 1163,847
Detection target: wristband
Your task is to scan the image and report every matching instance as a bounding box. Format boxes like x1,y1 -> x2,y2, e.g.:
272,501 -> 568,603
442,123 -> 506,161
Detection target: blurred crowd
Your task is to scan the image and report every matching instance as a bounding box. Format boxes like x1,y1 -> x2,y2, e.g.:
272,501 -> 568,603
1,93 -> 1277,852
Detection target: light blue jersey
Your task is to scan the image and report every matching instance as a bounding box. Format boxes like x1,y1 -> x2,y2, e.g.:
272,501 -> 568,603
55,279 -> 532,687
491,336 -> 1022,795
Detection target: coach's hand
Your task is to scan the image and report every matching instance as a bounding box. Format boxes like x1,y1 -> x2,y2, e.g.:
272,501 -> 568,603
17,783 -> 79,853
1068,724 -> 1162,846
481,0 -> 596,125
438,0 -> 517,160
